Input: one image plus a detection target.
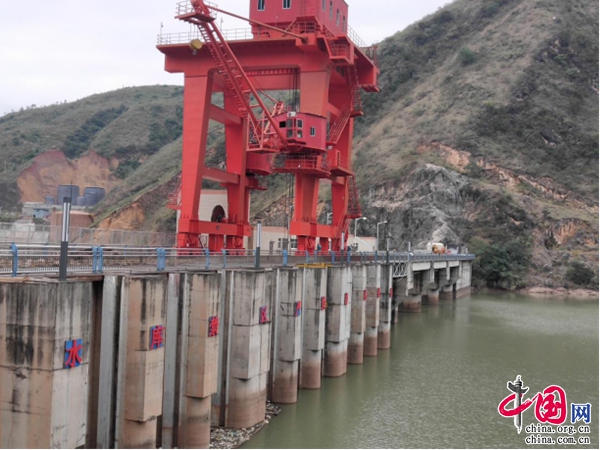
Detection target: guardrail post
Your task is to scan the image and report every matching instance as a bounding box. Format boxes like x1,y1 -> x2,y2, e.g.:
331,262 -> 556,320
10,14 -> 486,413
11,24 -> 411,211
92,247 -> 97,274
330,250 -> 335,264
98,247 -> 104,273
10,243 -> 18,277
374,251 -> 378,263
347,249 -> 351,264
205,248 -> 210,270
282,250 -> 288,267
305,250 -> 309,265
222,249 -> 227,268
157,248 -> 166,272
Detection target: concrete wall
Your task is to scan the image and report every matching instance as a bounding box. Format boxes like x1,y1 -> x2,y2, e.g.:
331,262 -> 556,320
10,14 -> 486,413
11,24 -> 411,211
0,280 -> 95,449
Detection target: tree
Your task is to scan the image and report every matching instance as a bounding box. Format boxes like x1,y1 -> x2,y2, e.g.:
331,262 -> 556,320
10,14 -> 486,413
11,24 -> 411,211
459,47 -> 476,65
565,260 -> 595,286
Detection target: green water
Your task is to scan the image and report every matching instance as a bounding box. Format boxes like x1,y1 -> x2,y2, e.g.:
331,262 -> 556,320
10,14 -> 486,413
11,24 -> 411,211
243,292 -> 599,448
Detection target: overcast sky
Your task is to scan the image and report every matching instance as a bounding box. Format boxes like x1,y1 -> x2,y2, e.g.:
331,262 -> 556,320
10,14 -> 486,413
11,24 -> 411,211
0,0 -> 449,115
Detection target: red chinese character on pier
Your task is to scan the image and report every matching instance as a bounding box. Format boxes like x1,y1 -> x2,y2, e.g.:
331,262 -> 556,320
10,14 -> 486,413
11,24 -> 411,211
259,306 -> 268,324
208,316 -> 219,337
150,325 -> 164,350
363,290 -> 368,301
64,339 -> 83,369
321,296 -> 327,310
344,293 -> 349,305
377,288 -> 381,298
295,301 -> 302,317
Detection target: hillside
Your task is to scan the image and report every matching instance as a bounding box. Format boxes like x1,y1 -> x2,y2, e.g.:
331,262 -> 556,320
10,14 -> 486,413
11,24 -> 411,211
0,0 -> 597,290
351,0 -> 599,289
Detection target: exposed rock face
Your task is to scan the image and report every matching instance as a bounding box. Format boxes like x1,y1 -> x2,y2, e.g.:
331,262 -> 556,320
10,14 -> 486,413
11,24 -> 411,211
361,164 -> 469,249
17,149 -> 118,202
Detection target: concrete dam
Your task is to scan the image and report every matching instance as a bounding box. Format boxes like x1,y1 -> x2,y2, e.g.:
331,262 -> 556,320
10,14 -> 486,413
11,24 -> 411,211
0,255 -> 472,448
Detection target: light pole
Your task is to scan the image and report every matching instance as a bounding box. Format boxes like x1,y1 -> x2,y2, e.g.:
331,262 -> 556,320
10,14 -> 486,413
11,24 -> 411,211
354,217 -> 367,247
59,196 -> 72,281
376,220 -> 387,252
254,220 -> 262,269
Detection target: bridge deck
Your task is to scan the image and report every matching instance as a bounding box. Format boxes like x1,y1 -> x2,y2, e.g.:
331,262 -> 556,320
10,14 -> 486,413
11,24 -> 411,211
0,244 -> 474,278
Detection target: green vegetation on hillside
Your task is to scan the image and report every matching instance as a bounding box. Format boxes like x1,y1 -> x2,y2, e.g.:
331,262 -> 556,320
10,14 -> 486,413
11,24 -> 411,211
63,105 -> 127,158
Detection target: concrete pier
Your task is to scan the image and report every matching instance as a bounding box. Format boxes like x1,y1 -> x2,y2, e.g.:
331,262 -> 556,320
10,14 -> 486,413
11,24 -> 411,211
440,262 -> 462,300
364,265 -> 381,357
400,263 -> 423,313
440,285 -> 454,300
377,264 -> 393,349
270,269 -> 302,404
424,285 -> 440,305
420,264 -> 439,306
115,275 -> 168,449
455,262 -> 472,298
162,272 -> 221,449
349,265 -> 367,364
217,270 -> 272,429
299,267 -> 327,389
324,266 -> 352,376
0,280 -> 94,449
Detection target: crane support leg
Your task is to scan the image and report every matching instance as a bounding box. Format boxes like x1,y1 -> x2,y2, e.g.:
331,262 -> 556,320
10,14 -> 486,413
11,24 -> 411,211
290,174 -> 320,253
331,179 -> 349,251
224,94 -> 252,252
178,75 -> 213,248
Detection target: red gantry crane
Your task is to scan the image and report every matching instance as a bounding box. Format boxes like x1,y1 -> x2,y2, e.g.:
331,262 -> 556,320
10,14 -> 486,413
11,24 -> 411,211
158,0 -> 379,253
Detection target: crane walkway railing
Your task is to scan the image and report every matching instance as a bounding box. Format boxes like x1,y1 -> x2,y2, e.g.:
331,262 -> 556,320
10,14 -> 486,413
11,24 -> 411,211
158,28 -> 275,45
0,243 -> 475,278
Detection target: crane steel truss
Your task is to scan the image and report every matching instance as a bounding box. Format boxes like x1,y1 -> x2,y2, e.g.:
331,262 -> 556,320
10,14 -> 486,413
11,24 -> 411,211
158,0 -> 379,252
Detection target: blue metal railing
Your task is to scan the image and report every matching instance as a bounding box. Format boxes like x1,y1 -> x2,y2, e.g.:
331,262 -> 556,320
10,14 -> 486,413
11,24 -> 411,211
0,243 -> 475,277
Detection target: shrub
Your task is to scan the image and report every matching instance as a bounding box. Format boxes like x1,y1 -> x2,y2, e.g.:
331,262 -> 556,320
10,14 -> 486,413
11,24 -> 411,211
565,260 -> 595,286
458,47 -> 476,65
481,2 -> 500,18
471,238 -> 531,289
115,160 -> 141,179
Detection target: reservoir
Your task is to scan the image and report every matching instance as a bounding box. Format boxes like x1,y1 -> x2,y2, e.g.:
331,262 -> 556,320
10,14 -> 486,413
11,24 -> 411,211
243,292 -> 599,448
